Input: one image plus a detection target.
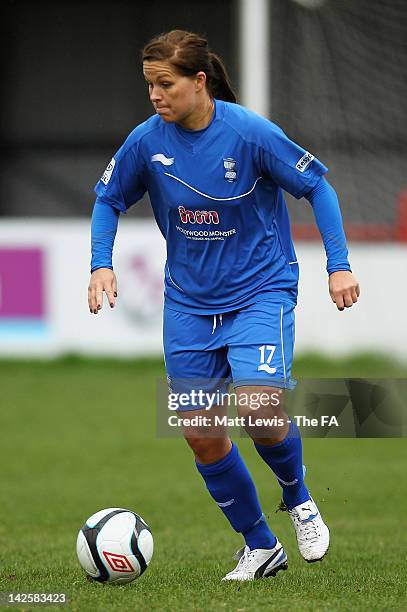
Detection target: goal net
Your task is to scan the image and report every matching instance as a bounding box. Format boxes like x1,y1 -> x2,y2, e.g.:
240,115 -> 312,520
270,0 -> 407,241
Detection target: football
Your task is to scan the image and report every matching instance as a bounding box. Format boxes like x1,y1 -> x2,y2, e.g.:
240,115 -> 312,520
76,507 -> 153,584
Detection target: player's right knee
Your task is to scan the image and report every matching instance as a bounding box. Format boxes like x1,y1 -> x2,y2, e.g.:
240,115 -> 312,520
184,435 -> 230,464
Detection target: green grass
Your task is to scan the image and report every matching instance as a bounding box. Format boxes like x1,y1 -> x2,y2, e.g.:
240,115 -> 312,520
0,356 -> 406,611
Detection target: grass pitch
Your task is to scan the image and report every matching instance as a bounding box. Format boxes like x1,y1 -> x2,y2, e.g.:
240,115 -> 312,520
0,356 -> 406,611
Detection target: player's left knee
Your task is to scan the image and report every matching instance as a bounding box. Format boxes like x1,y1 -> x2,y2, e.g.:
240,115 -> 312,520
235,387 -> 285,417
235,386 -> 288,442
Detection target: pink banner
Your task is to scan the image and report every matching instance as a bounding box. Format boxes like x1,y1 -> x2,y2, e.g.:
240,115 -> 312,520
0,248 -> 45,318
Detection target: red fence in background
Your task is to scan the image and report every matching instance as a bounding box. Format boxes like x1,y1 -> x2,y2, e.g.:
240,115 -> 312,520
293,190 -> 407,242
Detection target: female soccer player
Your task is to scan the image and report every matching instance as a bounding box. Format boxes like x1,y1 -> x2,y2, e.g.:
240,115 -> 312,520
88,30 -> 359,581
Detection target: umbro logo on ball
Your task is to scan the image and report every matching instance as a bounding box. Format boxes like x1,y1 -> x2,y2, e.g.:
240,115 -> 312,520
102,551 -> 135,573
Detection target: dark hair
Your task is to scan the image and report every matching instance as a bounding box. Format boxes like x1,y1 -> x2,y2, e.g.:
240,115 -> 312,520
142,30 -> 237,103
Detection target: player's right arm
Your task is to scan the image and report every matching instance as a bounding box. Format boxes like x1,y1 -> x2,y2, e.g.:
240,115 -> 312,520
88,129 -> 148,314
88,198 -> 120,314
88,267 -> 117,314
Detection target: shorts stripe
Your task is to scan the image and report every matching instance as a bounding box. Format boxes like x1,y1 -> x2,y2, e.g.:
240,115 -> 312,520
280,304 -> 286,382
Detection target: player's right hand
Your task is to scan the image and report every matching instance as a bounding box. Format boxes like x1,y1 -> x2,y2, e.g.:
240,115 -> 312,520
88,268 -> 117,314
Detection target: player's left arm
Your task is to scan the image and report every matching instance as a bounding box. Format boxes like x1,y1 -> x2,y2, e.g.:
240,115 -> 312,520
304,177 -> 360,311
251,117 -> 359,310
327,270 -> 360,311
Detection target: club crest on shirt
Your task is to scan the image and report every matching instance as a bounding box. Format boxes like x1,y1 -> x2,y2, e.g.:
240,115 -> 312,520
223,158 -> 237,182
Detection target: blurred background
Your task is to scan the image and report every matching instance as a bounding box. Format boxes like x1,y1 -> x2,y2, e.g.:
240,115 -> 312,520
1,0 -> 406,361
1,5 -> 406,606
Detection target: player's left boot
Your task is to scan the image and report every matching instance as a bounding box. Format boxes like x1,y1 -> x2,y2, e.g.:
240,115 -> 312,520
287,497 -> 330,562
221,539 -> 288,581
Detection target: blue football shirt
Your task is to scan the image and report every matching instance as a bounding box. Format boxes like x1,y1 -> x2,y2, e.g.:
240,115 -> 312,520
94,99 -> 328,314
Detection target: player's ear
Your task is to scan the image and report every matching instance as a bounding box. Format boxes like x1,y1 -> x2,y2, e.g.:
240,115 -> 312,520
195,71 -> 207,92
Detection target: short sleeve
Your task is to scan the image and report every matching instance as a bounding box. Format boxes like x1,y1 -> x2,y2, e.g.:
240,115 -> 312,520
94,140 -> 146,213
253,119 -> 328,199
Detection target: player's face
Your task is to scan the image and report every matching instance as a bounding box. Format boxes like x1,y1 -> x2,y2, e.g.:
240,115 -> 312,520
143,61 -> 206,124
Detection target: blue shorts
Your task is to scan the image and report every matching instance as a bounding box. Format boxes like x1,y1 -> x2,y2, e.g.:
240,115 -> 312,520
164,299 -> 296,410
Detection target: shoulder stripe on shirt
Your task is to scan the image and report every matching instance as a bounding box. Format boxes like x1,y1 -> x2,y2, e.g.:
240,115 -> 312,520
164,173 -> 262,201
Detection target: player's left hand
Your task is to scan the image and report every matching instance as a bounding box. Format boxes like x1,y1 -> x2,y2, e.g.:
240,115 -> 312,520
328,270 -> 360,311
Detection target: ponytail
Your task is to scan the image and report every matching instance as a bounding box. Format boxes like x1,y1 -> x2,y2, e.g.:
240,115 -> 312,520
142,30 -> 237,104
208,52 -> 237,103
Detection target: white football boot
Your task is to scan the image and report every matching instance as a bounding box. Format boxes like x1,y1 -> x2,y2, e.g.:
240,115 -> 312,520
287,497 -> 330,562
222,539 -> 288,581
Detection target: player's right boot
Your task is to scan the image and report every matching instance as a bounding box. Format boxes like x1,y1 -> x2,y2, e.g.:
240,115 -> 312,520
221,538 -> 288,581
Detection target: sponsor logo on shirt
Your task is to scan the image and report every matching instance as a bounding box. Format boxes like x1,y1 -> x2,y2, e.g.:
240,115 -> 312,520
151,153 -> 174,166
223,158 -> 237,182
296,151 -> 314,172
176,226 -> 236,240
101,158 -> 116,185
178,206 -> 219,225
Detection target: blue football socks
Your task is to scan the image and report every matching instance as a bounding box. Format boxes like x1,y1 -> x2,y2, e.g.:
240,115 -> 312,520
254,421 -> 310,510
196,442 -> 277,550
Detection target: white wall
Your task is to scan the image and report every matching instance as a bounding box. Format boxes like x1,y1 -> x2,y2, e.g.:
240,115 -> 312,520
0,219 -> 405,359
295,241 -> 407,358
